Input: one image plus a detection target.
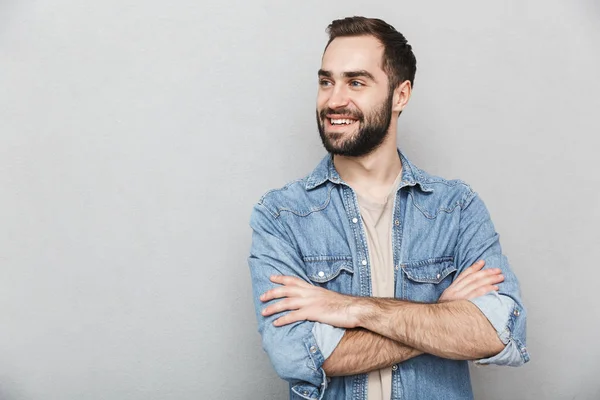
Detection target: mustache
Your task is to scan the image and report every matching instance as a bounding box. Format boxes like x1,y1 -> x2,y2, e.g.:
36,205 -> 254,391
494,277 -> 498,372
319,108 -> 363,121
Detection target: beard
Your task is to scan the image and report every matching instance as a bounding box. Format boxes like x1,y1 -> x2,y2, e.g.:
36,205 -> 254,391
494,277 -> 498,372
317,90 -> 393,157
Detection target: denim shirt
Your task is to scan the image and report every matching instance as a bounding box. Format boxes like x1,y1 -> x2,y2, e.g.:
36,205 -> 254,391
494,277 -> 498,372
248,151 -> 529,400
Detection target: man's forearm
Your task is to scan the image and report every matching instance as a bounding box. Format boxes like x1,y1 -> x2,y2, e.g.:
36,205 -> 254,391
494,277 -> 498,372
323,328 -> 422,376
355,298 -> 504,360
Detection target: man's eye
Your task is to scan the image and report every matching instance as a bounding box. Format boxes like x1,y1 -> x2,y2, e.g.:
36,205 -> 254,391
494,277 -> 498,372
350,81 -> 364,87
319,80 -> 332,87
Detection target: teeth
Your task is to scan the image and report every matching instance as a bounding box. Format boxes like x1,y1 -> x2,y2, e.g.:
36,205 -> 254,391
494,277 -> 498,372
330,118 -> 355,125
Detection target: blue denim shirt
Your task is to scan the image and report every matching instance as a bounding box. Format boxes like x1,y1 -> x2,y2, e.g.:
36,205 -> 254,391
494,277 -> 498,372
248,151 -> 529,400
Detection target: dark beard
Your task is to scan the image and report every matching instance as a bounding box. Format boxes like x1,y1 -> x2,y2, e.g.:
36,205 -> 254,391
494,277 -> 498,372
317,90 -> 393,157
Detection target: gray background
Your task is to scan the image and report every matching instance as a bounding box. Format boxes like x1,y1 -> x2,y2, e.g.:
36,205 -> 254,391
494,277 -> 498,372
0,0 -> 598,399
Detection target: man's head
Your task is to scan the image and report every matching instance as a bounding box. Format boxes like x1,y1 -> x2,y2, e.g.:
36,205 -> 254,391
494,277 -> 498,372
316,17 -> 416,157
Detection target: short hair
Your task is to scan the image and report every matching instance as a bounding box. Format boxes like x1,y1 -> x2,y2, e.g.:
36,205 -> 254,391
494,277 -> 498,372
325,16 -> 417,90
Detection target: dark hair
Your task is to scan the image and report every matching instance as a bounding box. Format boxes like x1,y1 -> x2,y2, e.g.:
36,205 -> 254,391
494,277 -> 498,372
325,16 -> 417,90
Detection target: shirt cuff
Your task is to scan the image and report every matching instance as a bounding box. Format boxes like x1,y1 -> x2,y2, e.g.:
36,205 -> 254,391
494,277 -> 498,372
470,291 -> 514,344
469,292 -> 526,365
474,337 -> 526,366
311,322 -> 346,360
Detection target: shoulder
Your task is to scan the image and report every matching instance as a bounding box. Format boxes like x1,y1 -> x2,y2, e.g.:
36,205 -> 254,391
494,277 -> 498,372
409,165 -> 478,216
255,176 -> 334,219
257,177 -> 307,215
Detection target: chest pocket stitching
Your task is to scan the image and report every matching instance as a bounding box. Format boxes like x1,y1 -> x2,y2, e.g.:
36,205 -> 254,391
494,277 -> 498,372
402,257 -> 456,284
302,256 -> 354,283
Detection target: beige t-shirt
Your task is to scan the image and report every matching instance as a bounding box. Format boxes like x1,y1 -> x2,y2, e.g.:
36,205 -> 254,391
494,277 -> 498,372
355,171 -> 403,400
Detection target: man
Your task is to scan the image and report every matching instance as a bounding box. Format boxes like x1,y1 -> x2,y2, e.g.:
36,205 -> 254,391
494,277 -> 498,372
248,16 -> 528,400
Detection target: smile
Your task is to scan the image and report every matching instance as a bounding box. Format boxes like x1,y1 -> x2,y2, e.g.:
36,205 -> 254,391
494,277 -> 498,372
329,118 -> 357,125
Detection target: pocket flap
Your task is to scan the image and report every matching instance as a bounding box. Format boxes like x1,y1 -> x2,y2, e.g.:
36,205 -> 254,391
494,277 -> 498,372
302,256 -> 354,283
402,257 -> 456,284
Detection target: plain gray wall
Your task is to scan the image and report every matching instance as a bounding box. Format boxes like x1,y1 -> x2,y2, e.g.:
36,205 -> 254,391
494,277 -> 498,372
1,0 -> 599,399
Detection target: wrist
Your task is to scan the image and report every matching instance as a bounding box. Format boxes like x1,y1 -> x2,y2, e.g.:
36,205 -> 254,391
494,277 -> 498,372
351,297 -> 377,329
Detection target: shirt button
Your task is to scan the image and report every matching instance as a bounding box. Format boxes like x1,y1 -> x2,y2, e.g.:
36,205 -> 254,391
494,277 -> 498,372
436,273 -> 441,279
514,309 -> 521,317
303,390 -> 309,396
352,217 -> 358,223
392,364 -> 398,371
394,220 -> 400,226
394,265 -> 399,271
362,260 -> 367,266
309,346 -> 317,353
318,271 -> 325,278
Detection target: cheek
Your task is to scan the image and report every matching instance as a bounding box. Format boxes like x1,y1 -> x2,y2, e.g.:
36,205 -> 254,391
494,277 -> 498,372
360,103 -> 380,120
316,93 -> 328,110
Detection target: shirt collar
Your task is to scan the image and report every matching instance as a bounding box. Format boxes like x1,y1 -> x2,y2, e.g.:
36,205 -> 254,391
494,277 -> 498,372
305,149 -> 433,192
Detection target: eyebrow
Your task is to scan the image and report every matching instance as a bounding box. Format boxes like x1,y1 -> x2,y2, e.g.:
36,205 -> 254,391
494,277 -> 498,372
318,69 -> 377,82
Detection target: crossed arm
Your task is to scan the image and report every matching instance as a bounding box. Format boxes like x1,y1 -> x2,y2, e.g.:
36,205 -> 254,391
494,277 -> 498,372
322,328 -> 422,376
260,260 -> 505,376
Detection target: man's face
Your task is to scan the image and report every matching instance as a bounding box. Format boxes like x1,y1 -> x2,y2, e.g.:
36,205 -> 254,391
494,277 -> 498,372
317,35 -> 394,157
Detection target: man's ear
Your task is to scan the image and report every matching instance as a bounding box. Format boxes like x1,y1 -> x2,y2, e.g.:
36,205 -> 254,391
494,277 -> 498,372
392,80 -> 412,113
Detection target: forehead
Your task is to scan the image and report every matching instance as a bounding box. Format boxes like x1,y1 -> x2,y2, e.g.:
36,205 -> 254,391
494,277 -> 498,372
321,35 -> 385,77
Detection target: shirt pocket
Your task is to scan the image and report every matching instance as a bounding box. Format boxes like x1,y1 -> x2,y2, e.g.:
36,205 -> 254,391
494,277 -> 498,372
401,256 -> 457,302
302,255 -> 354,294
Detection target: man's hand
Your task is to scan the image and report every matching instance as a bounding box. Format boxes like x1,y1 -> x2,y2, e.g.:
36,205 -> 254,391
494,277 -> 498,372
260,275 -> 360,328
438,260 -> 504,303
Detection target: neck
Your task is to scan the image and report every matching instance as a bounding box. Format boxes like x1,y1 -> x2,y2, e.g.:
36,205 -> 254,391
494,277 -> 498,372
333,128 -> 402,192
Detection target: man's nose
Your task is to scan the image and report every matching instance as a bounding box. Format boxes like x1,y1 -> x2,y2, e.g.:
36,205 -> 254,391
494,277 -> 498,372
327,86 -> 350,110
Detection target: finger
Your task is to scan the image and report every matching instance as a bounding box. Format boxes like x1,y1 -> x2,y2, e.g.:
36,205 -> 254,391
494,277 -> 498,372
269,275 -> 311,288
473,272 -> 504,287
260,287 -> 285,302
262,298 -> 302,317
458,274 -> 504,296
273,310 -> 305,326
460,272 -> 504,290
453,260 -> 485,284
260,285 -> 301,302
464,284 -> 500,299
451,268 -> 501,292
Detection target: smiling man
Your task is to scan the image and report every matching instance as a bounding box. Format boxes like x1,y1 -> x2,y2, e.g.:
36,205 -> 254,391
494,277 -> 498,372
248,16 -> 528,400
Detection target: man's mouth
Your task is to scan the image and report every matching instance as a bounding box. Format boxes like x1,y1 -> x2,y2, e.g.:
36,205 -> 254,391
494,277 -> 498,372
326,115 -> 359,127
329,118 -> 357,125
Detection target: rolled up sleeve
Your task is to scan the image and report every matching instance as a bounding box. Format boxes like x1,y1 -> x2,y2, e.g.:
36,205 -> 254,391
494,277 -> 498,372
248,203 -> 329,399
469,292 -> 529,366
456,190 -> 530,367
312,322 -> 346,360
